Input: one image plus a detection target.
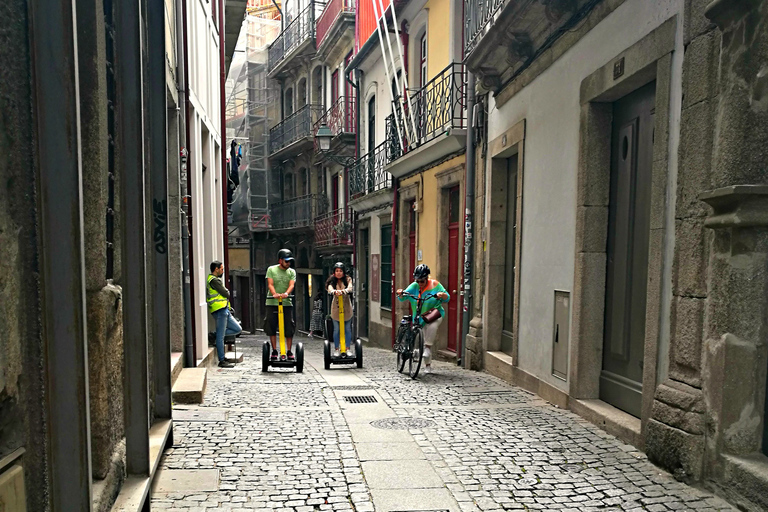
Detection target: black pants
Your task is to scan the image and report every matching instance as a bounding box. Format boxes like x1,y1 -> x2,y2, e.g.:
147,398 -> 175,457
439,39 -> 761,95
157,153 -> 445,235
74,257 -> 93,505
263,305 -> 295,338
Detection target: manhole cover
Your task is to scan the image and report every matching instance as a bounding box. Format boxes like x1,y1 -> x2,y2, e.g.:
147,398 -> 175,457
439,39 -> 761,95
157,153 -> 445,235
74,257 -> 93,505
333,385 -> 376,390
517,477 -> 538,487
561,463 -> 584,473
343,395 -> 378,404
370,417 -> 437,430
173,410 -> 228,422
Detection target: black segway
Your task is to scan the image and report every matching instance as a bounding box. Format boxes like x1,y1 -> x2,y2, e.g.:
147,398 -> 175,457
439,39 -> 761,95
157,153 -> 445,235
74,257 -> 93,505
261,295 -> 304,373
323,293 -> 363,369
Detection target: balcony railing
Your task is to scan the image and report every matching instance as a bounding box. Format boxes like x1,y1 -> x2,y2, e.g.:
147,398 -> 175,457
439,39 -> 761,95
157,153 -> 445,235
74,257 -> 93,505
386,62 -> 466,159
315,0 -> 355,49
268,2 -> 319,73
269,104 -> 324,154
315,207 -> 353,248
350,141 -> 394,198
270,193 -> 328,230
314,95 -> 356,140
464,0 -> 505,56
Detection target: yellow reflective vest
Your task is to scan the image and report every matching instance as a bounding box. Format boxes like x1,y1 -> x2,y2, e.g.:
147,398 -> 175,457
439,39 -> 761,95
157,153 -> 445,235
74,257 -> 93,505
206,274 -> 228,314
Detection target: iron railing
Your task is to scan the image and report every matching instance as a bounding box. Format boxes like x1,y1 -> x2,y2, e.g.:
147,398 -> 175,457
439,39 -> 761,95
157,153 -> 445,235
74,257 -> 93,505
315,207 -> 353,247
316,0 -> 355,49
314,95 -> 356,139
268,2 -> 319,73
269,104 -> 324,154
386,62 -> 466,158
350,141 -> 394,198
464,0 -> 506,56
270,193 -> 328,229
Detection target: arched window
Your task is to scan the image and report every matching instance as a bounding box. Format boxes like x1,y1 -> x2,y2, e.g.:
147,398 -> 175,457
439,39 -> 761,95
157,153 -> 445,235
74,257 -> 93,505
285,88 -> 294,117
298,78 -> 307,108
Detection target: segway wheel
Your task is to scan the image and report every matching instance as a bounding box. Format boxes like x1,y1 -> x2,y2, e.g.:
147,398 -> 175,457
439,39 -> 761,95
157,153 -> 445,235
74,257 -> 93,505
355,339 -> 363,368
261,341 -> 270,373
323,340 -> 331,370
296,342 -> 304,373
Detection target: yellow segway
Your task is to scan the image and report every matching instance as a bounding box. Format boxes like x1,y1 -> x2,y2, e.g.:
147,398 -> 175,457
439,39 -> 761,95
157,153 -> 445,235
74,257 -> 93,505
324,292 -> 363,369
262,294 -> 304,373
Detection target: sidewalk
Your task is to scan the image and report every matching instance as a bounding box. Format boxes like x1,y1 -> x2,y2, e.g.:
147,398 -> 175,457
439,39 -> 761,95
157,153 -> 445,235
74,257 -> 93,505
151,334 -> 735,511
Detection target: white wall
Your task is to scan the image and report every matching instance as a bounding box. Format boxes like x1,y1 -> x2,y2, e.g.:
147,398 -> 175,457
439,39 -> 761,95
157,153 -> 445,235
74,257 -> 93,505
485,0 -> 684,389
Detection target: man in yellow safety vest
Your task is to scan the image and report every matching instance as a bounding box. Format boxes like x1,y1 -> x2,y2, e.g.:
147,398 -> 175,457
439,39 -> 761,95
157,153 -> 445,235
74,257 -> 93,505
207,261 -> 242,368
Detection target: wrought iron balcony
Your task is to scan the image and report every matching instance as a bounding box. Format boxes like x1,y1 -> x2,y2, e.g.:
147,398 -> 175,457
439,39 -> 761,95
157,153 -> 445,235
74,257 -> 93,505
350,141 -> 394,199
385,62 -> 466,159
464,0 -> 505,57
313,95 -> 356,152
267,2 -> 322,75
315,207 -> 353,248
316,0 -> 355,50
269,104 -> 324,155
270,193 -> 328,230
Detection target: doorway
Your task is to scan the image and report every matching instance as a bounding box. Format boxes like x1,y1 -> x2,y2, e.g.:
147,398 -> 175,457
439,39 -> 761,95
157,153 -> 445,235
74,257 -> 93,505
236,275 -> 251,331
599,81 -> 656,418
447,186 -> 460,352
359,228 -> 370,337
408,200 -> 416,278
501,154 -> 519,355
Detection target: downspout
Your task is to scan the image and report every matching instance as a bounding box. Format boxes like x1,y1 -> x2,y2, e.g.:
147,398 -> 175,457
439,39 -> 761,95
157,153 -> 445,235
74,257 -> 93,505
219,0 -> 230,288
460,71 -> 476,368
180,0 -> 198,365
346,66 -> 361,339
272,0 -> 283,31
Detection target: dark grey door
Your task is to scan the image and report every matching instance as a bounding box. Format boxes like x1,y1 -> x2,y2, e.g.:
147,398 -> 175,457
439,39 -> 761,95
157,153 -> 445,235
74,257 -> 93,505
501,154 -> 518,355
359,228 -> 370,337
763,360 -> 768,456
600,81 -> 655,418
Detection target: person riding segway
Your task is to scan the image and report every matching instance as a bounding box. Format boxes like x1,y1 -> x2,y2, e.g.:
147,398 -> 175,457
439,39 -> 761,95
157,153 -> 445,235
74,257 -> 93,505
261,249 -> 304,372
323,262 -> 363,369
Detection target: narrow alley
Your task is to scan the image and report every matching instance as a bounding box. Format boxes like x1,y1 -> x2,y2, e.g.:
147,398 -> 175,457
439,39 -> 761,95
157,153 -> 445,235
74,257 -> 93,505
152,336 -> 734,512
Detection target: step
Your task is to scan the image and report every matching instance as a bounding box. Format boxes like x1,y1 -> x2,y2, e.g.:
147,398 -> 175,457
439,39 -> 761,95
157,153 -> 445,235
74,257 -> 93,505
172,368 -> 207,404
225,350 -> 244,363
170,352 -> 183,387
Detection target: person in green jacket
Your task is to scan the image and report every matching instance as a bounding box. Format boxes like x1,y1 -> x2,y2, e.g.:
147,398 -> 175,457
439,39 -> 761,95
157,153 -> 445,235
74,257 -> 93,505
396,264 -> 450,374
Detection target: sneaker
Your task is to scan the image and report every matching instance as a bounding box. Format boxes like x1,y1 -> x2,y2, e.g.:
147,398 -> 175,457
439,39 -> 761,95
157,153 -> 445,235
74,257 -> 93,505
424,365 -> 432,374
333,350 -> 340,357
271,349 -> 278,361
347,350 -> 354,357
218,360 -> 234,368
287,350 -> 295,361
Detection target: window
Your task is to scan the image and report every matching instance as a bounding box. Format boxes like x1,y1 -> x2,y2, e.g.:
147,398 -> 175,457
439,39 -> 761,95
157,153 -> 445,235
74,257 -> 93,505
381,224 -> 392,308
419,34 -> 427,88
367,96 -> 376,153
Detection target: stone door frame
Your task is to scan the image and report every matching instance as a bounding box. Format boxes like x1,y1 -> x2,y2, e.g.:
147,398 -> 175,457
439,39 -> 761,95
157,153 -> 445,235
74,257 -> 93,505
570,16 -> 677,436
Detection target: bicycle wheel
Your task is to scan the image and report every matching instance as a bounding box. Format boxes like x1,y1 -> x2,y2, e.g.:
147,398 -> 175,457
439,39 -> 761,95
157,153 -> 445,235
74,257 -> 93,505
395,326 -> 408,373
409,328 -> 424,379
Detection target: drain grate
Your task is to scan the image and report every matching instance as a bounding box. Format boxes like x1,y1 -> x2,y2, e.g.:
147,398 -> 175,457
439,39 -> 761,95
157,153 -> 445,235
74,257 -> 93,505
343,395 -> 378,404
333,385 -> 376,390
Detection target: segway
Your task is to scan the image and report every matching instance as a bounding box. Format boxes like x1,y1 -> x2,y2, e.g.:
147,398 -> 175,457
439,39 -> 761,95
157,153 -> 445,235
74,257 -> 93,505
323,292 -> 363,369
261,295 -> 304,373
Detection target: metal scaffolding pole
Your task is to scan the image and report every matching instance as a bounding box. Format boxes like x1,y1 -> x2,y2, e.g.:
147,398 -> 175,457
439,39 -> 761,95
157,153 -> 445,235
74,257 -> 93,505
30,0 -> 93,507
116,0 -> 151,475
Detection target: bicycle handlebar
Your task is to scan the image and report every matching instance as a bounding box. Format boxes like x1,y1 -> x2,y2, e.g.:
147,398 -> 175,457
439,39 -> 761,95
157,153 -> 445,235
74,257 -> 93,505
399,291 -> 440,301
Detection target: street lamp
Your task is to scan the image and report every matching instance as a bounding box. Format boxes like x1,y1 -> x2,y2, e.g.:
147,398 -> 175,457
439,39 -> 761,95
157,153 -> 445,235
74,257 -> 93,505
314,123 -> 357,166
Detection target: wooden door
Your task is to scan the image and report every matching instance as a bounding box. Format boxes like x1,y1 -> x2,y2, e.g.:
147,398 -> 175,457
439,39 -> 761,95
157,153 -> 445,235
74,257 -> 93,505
501,154 -> 518,355
447,186 -> 460,352
331,69 -> 339,104
359,229 -> 370,337
600,81 -> 656,418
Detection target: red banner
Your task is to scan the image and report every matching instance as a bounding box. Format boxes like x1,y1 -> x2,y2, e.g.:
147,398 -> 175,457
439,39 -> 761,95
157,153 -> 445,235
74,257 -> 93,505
371,253 -> 380,302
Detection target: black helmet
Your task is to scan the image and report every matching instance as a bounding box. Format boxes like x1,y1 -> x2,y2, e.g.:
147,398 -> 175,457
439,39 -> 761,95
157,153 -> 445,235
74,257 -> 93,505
413,264 -> 430,280
333,262 -> 345,270
277,248 -> 294,262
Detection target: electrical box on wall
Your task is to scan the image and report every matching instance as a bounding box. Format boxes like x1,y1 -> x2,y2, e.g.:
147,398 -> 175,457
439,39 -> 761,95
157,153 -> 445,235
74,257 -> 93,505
552,290 -> 570,381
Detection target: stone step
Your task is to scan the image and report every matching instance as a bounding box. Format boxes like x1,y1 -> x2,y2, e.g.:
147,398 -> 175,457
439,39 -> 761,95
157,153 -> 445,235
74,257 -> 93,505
170,351 -> 183,387
226,350 -> 244,363
172,368 -> 207,404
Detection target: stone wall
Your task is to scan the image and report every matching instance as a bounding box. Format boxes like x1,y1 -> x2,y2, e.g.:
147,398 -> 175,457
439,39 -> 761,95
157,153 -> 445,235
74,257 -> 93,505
0,2 -> 49,511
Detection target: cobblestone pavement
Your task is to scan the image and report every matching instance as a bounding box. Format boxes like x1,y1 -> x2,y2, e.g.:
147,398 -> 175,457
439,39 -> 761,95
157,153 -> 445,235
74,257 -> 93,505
152,334 -> 735,512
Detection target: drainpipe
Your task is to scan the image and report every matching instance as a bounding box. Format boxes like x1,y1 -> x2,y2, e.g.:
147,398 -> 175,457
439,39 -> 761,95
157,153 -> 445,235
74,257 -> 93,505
460,71 -> 476,368
219,0 -> 230,288
346,67 -> 361,339
179,0 -> 197,366
272,0 -> 283,31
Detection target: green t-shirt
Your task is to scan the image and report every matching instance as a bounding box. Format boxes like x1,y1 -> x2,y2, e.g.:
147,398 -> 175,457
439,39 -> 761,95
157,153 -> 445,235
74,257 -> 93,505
266,264 -> 296,306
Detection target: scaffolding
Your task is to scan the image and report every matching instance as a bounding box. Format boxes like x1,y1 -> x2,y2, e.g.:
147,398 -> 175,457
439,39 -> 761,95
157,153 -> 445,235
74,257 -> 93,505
226,13 -> 282,232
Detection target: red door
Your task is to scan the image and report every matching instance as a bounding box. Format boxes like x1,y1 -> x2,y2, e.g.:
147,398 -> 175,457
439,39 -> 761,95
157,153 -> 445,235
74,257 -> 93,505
331,69 -> 339,104
447,186 -> 460,352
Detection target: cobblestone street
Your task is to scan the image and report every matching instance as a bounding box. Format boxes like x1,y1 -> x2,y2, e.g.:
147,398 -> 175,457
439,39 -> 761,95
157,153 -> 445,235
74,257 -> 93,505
152,335 -> 736,512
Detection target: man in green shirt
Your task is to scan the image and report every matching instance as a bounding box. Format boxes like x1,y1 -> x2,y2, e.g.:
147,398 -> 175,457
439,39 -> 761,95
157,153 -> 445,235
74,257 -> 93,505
265,248 -> 297,360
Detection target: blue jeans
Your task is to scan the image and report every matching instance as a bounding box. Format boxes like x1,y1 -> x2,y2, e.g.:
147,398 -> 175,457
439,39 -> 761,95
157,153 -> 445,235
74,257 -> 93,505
213,308 -> 242,362
332,318 -> 353,350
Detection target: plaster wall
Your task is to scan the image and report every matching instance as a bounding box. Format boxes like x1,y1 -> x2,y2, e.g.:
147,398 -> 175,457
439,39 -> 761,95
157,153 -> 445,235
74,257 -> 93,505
485,0 -> 684,390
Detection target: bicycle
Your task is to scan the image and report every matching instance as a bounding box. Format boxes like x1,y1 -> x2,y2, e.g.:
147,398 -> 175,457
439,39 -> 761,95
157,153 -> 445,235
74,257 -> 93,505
394,291 -> 438,379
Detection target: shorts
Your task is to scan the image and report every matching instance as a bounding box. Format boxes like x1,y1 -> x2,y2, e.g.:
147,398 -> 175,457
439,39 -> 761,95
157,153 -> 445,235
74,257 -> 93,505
263,305 -> 295,338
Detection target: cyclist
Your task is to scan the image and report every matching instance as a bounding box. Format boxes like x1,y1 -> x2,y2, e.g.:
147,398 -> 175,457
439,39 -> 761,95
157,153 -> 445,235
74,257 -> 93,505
396,264 -> 449,374
265,248 -> 296,361
326,262 -> 354,357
